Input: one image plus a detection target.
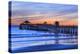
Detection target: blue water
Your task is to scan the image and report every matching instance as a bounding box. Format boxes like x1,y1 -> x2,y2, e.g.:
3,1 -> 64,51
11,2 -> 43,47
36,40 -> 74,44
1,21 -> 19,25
9,26 -> 78,53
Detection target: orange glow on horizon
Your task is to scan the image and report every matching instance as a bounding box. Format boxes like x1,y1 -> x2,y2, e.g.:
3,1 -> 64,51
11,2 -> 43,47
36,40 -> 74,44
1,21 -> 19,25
11,17 -> 78,26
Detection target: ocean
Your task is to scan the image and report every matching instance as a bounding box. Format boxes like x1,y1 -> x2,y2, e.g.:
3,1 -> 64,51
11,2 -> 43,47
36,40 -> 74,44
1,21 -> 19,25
9,26 -> 78,53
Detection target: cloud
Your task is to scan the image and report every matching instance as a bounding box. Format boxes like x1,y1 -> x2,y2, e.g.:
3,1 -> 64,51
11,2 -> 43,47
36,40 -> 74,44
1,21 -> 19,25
10,1 -> 78,25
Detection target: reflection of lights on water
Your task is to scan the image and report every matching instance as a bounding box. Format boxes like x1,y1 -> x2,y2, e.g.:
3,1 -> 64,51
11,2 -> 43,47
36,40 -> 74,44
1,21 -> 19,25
11,39 -> 77,50
11,37 -> 77,50
59,39 -> 77,45
11,40 -> 55,50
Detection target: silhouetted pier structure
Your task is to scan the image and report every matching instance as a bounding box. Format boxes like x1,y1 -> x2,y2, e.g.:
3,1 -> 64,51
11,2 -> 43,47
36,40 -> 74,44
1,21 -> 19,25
19,21 -> 78,36
19,21 -> 78,45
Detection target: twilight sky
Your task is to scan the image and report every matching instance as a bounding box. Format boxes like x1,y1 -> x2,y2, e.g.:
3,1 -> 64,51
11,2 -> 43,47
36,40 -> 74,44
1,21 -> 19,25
10,1 -> 78,25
